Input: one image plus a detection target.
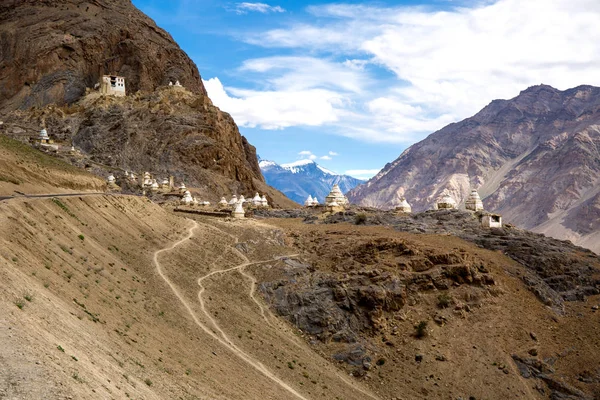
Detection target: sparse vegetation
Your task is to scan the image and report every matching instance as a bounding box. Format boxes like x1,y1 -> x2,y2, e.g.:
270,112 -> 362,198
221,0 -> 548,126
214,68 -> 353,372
144,378 -> 153,386
354,213 -> 367,225
57,345 -> 65,352
24,293 -> 33,302
437,292 -> 452,308
15,299 -> 25,309
415,320 -> 428,338
0,174 -> 21,185
78,234 -> 85,241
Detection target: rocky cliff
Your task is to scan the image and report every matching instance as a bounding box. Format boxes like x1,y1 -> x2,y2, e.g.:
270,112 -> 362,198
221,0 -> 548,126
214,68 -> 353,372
0,0 -> 295,207
0,0 -> 204,112
348,85 -> 600,252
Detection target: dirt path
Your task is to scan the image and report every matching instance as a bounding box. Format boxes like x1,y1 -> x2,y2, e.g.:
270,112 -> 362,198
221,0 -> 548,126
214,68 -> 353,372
153,220 -> 309,400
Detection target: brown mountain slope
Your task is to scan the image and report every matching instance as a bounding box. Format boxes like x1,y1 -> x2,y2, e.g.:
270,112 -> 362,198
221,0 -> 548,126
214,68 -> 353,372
0,0 -> 204,112
0,0 -> 296,207
348,85 -> 600,252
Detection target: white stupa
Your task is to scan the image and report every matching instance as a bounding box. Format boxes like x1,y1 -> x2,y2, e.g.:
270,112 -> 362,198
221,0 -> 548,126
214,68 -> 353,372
178,183 -> 187,194
219,197 -> 228,207
325,184 -> 348,206
260,195 -> 268,208
150,179 -> 159,191
239,195 -> 246,204
174,80 -> 182,87
169,81 -> 173,86
161,178 -> 170,189
252,193 -> 262,206
107,174 -> 116,184
465,189 -> 484,212
39,128 -> 49,143
397,197 -> 412,213
180,190 -> 194,205
311,195 -> 319,206
437,193 -> 457,210
143,172 -> 152,187
228,195 -> 238,206
233,199 -> 245,218
304,195 -> 314,207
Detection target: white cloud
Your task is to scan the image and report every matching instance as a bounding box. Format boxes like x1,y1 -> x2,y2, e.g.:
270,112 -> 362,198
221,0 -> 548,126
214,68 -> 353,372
203,77 -> 343,129
232,2 -> 285,14
298,150 -> 312,155
222,0 -> 600,143
320,155 -> 332,160
309,154 -> 318,160
328,151 -> 338,156
345,169 -> 381,179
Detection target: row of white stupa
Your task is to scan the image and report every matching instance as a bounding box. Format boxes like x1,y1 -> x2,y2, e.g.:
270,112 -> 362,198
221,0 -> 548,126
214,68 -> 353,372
218,194 -> 269,208
394,189 -> 485,213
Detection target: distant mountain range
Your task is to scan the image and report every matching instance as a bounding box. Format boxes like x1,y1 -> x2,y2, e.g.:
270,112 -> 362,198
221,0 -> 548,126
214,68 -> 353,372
259,159 -> 364,204
348,84 -> 600,253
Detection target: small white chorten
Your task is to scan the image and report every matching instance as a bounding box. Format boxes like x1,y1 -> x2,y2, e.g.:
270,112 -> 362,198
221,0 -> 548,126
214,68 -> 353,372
178,183 -> 187,194
180,190 -> 194,205
174,80 -> 182,87
465,189 -> 484,212
311,195 -> 319,206
304,195 -> 314,207
437,193 -> 457,210
150,180 -> 159,192
107,174 -> 116,185
161,178 -> 170,190
252,193 -> 262,206
229,195 -> 238,206
233,200 -> 245,219
260,195 -> 269,208
239,195 -> 246,204
219,197 -> 228,208
39,128 -> 50,144
169,81 -> 173,86
397,197 -> 412,213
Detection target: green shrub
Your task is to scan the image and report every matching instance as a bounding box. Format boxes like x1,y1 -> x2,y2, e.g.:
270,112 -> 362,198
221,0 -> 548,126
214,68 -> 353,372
414,320 -> 428,338
437,293 -> 452,308
78,235 -> 85,241
354,213 -> 367,225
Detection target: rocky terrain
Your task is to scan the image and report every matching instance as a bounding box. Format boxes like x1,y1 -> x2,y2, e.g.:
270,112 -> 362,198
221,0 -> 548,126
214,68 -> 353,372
0,0 -> 296,207
348,85 -> 600,252
260,159 -> 364,204
260,212 -> 600,400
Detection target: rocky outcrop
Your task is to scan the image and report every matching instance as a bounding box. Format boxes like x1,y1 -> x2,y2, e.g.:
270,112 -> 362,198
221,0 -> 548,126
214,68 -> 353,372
320,208 -> 600,310
347,85 -> 600,252
1,89 -> 296,206
0,0 -> 204,112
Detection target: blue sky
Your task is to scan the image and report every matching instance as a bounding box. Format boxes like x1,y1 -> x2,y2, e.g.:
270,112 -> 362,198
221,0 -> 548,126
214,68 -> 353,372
133,0 -> 600,179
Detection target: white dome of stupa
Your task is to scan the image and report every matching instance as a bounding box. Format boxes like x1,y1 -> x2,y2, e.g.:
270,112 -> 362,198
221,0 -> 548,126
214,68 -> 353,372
465,189 -> 484,212
181,190 -> 194,205
252,193 -> 262,206
39,128 -> 49,140
326,184 -> 348,206
311,195 -> 319,206
397,197 -> 411,213
304,195 -> 314,206
229,195 -> 238,205
107,174 -> 115,183
260,195 -> 268,207
219,197 -> 228,207
437,193 -> 457,210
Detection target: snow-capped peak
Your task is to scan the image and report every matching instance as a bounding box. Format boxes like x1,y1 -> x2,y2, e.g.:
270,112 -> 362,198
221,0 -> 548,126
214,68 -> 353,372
316,165 -> 338,176
280,159 -> 315,168
258,160 -> 277,168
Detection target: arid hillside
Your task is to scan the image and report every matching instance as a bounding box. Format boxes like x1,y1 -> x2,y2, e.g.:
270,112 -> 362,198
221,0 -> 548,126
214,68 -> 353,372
2,190 -> 599,399
0,135 -> 105,196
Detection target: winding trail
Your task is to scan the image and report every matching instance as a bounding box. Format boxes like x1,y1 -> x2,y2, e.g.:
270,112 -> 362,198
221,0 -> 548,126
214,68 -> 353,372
154,218 -> 381,400
153,220 -> 309,400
